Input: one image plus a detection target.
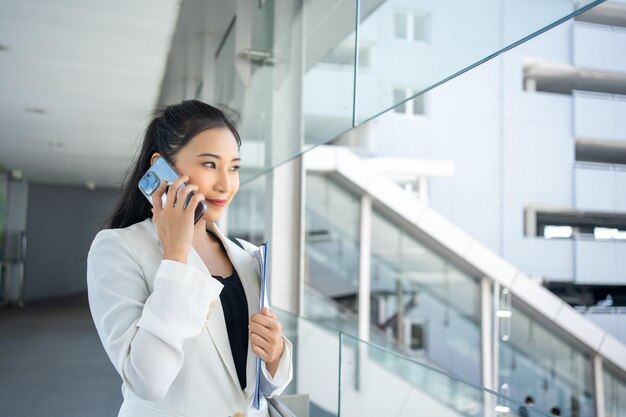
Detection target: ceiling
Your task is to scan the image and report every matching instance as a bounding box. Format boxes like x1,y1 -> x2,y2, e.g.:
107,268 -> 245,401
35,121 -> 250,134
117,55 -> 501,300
0,0 -> 181,188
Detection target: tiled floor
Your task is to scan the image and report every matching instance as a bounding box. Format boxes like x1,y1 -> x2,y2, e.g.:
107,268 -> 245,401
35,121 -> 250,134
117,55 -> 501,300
0,294 -> 122,417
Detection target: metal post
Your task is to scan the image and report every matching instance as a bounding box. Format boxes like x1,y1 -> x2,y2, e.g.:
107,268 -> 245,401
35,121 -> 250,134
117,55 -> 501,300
358,195 -> 372,342
481,276 -> 494,391
493,280 -> 500,391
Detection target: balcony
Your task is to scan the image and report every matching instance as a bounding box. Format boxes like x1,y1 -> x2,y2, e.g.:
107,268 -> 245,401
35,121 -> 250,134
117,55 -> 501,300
574,162 -> 626,212
573,22 -> 626,73
574,91 -> 626,142
575,239 -> 626,284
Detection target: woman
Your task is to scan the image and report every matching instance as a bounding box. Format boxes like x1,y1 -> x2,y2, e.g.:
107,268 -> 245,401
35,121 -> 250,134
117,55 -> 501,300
87,100 -> 292,417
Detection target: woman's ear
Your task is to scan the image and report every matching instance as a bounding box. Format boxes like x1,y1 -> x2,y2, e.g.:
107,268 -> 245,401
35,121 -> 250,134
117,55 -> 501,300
150,153 -> 161,166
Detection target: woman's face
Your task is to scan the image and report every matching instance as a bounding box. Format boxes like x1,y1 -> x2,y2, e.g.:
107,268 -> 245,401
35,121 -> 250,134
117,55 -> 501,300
152,127 -> 241,224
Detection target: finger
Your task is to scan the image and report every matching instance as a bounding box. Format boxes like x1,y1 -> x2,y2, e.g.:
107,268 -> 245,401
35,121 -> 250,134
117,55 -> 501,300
185,193 -> 205,218
249,326 -> 282,351
250,312 -> 275,329
175,184 -> 199,211
250,332 -> 272,352
251,312 -> 282,337
166,175 -> 188,208
251,344 -> 269,361
151,180 -> 167,211
248,322 -> 273,341
261,307 -> 275,318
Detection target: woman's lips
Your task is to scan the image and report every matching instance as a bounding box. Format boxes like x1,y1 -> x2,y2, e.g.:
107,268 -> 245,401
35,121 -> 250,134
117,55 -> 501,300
207,199 -> 226,207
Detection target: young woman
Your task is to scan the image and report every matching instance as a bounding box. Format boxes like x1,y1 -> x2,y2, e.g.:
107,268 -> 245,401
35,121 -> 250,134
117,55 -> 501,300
87,100 -> 292,417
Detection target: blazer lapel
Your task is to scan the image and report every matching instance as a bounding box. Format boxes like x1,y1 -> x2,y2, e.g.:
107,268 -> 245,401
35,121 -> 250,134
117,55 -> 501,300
188,245 -> 242,395
207,223 -> 262,399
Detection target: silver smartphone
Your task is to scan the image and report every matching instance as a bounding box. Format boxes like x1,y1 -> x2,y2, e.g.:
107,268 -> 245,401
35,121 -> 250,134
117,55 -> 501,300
138,157 -> 207,224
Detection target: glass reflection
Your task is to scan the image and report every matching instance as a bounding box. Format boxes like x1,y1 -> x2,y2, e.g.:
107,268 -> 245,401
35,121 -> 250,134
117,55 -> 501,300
305,174 -> 361,316
354,0 -> 602,124
370,208 -> 482,384
499,305 -> 594,417
605,366 -> 626,417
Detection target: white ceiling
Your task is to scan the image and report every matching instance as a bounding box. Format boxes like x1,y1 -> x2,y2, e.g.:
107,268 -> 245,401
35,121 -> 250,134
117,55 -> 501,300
0,0 -> 181,188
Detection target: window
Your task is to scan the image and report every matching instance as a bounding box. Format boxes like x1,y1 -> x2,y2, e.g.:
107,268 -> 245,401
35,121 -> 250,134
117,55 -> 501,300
576,140 -> 626,165
393,87 -> 426,116
525,208 -> 626,240
394,11 -> 429,42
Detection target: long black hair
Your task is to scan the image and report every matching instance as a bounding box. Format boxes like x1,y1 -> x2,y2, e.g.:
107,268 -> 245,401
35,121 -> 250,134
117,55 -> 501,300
106,100 -> 241,230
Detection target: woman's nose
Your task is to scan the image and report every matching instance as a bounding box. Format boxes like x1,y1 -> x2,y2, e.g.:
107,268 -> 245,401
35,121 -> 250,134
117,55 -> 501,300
214,169 -> 229,193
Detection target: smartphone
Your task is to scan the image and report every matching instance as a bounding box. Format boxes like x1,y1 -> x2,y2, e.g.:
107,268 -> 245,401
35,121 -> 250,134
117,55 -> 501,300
138,157 -> 207,224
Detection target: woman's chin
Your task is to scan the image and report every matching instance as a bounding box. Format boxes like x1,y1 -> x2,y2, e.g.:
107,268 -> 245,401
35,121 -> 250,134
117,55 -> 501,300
201,210 -> 222,224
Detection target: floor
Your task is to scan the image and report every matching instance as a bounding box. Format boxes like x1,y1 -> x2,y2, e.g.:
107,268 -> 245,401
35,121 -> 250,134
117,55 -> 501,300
0,293 -> 122,417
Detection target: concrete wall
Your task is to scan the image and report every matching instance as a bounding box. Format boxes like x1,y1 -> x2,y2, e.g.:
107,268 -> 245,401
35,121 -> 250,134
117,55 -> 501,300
24,183 -> 118,302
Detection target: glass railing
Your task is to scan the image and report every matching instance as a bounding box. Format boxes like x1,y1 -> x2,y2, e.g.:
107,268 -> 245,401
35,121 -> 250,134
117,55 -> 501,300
339,332 -> 552,417
272,306 -> 341,416
303,173 -> 482,384
272,306 -> 551,417
298,169 -> 607,414
213,0 -> 605,184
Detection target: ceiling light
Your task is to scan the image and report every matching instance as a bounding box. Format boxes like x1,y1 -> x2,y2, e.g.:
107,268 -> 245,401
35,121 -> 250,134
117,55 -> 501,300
25,107 -> 46,114
10,170 -> 23,180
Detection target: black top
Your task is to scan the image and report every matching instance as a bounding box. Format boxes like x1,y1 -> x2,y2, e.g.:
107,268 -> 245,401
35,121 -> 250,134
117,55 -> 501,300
209,232 -> 249,391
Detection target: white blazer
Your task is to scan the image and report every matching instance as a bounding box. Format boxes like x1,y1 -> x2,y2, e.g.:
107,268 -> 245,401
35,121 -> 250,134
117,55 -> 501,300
87,218 -> 293,417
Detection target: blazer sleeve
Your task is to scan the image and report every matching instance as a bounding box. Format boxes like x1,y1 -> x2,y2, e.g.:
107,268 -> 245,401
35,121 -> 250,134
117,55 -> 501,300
260,335 -> 293,398
87,229 -> 223,401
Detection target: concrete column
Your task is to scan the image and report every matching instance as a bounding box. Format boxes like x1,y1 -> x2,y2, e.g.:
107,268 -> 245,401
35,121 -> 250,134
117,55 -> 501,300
481,276 -> 494,391
265,0 -> 305,315
358,195 -> 372,342
266,158 -> 304,315
594,355 -> 606,417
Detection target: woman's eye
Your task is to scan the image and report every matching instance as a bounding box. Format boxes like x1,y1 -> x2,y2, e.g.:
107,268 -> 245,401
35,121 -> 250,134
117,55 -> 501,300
203,162 -> 216,168
231,165 -> 240,172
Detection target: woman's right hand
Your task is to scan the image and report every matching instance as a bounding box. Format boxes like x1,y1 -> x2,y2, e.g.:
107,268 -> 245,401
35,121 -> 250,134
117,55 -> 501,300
151,175 -> 205,264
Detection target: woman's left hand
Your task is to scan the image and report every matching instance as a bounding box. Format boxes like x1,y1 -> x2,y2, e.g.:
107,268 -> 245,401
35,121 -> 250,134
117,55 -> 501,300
249,307 -> 285,367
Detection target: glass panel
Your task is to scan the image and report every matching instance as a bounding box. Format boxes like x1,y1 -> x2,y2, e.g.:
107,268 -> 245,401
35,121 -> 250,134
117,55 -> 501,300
370,209 -> 482,384
340,332 -> 551,417
214,0 -> 358,185
226,171 -> 267,244
499,304 -> 595,417
210,0 -> 606,184
272,308 -> 342,417
604,366 -> 626,417
304,174 -> 361,316
355,0 -> 604,124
